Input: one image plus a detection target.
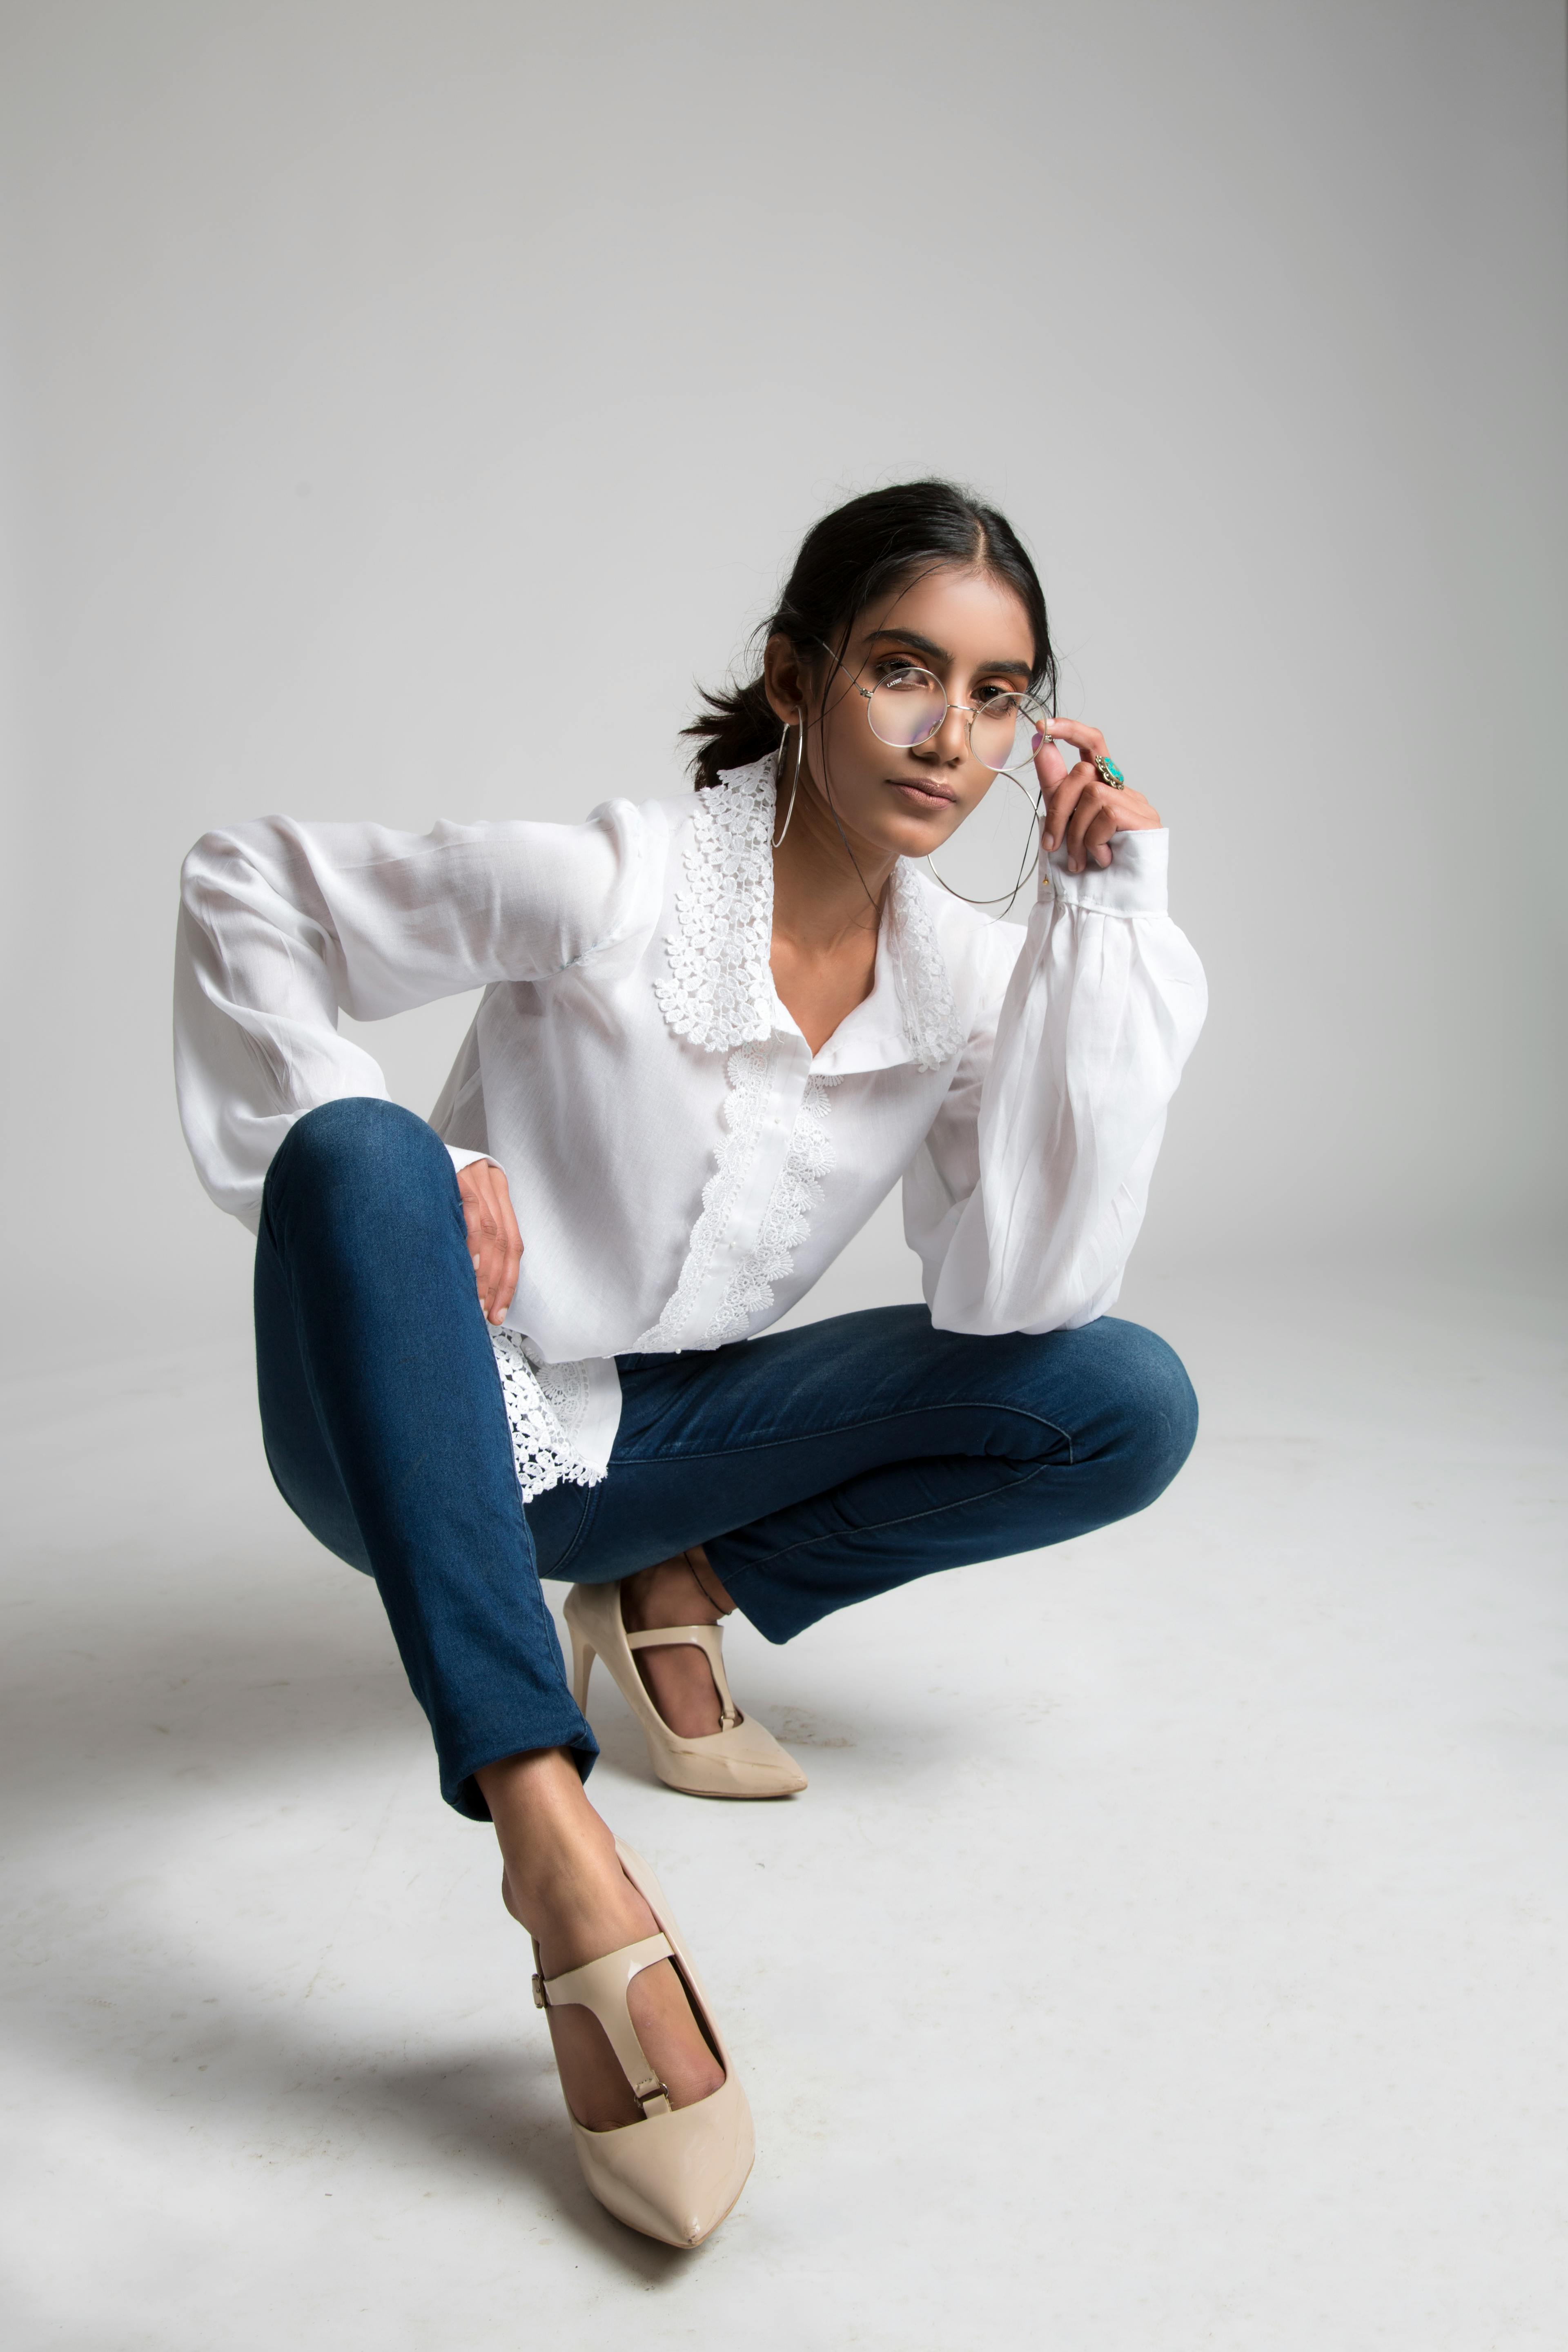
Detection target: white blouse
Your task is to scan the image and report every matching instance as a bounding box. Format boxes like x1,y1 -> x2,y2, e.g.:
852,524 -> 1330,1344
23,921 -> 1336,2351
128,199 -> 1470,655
174,757 -> 1207,1501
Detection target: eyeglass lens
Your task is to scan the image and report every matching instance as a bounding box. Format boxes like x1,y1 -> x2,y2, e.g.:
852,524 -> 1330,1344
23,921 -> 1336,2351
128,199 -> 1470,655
865,668 -> 1042,773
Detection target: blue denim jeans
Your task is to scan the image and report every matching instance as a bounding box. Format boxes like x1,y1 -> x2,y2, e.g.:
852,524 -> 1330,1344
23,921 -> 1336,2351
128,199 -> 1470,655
256,1099 -> 1198,1819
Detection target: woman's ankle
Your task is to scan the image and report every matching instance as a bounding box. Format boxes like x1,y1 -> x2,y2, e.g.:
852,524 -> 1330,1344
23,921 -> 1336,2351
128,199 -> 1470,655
477,1748 -> 649,1971
623,1547 -> 735,1631
476,1750 -> 725,2127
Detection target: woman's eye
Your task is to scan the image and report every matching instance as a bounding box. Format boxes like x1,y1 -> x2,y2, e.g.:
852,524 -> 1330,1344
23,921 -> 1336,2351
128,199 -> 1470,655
879,664 -> 929,690
973,684 -> 1017,709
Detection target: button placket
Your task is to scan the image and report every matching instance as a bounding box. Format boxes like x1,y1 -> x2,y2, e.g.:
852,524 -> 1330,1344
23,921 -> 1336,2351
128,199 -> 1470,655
700,1030 -> 810,1305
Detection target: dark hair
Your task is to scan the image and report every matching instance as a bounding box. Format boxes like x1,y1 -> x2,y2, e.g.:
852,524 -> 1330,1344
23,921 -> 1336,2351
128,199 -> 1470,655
682,479 -> 1055,790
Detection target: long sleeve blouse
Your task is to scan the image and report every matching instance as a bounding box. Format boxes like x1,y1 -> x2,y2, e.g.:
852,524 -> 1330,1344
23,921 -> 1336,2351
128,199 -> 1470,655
174,756 -> 1207,1500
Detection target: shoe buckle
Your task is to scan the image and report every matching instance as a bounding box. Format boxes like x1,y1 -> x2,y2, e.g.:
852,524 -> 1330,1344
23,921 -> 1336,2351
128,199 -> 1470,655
531,1973 -> 548,2010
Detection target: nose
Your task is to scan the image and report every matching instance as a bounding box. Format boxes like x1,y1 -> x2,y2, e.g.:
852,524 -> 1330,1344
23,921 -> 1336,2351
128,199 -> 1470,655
917,702 -> 970,764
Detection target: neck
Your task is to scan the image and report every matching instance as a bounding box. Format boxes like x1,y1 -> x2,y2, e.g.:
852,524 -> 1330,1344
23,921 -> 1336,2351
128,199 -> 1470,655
770,768 -> 896,952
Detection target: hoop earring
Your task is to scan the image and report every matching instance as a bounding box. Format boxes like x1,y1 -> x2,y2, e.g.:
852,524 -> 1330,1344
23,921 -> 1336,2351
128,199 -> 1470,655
772,713 -> 803,847
924,767 -> 1046,915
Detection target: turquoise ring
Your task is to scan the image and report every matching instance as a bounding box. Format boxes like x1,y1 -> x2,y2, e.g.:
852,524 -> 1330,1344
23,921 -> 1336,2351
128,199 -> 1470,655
1094,754 -> 1127,789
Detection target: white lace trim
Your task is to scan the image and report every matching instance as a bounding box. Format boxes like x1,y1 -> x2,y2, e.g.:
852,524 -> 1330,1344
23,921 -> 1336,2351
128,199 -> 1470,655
634,762 -> 962,1358
490,1329 -> 606,1506
710,1073 -> 841,1344
633,1037 -> 775,1351
888,859 -> 967,1071
652,757 -> 963,1071
653,757 -> 775,1052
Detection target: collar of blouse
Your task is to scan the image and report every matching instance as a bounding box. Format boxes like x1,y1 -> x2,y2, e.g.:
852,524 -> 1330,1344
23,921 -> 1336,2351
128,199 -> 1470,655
652,755 -> 967,1078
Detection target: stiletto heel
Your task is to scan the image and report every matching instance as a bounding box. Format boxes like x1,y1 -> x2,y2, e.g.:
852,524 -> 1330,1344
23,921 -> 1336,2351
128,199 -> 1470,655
514,1841 -> 754,2247
564,1579 -> 806,1800
570,1628 -> 596,1713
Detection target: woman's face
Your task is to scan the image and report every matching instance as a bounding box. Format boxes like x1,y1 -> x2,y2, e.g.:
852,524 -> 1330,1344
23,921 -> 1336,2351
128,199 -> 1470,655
766,564 -> 1038,865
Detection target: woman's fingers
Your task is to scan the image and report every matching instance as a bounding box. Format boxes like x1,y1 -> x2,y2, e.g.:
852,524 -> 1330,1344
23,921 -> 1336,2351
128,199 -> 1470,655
1065,775 -> 1111,859
1038,721 -> 1110,849
459,1160 -> 524,1325
1078,800 -> 1122,868
1038,720 -> 1160,869
464,1191 -> 501,1316
1042,760 -> 1095,853
481,1170 -> 523,1323
1032,731 -> 1073,796
1040,716 -> 1108,773
496,1182 -> 523,1320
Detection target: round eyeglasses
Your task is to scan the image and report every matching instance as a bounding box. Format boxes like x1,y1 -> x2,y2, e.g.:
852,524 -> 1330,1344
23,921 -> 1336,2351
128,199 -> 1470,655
854,665 -> 1046,774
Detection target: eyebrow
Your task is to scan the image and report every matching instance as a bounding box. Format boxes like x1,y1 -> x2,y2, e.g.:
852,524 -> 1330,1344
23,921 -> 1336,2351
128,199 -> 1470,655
860,628 -> 1032,681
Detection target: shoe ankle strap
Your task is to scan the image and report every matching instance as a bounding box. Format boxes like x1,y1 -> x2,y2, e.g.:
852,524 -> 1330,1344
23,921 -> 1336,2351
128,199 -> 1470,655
533,1931 -> 677,2117
625,1621 -> 740,1731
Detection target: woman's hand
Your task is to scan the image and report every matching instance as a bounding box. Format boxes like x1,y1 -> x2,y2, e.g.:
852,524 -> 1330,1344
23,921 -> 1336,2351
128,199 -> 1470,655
457,1158 -> 523,1326
1036,718 -> 1161,875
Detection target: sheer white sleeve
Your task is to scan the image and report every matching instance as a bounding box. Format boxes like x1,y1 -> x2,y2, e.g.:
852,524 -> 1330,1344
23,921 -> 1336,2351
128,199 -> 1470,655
174,802 -> 650,1228
903,830 -> 1207,1334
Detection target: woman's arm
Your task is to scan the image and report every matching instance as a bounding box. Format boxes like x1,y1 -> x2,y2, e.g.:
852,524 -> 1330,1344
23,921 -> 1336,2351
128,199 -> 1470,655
174,802 -> 648,1231
903,820 -> 1207,1334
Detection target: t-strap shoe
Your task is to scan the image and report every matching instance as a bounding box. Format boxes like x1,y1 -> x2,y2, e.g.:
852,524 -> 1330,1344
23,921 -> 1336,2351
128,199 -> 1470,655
524,1839 -> 754,2247
564,1579 -> 808,1799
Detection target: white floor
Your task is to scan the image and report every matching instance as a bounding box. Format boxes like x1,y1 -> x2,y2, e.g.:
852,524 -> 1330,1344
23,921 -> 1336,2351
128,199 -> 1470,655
2,1258 -> 1566,2351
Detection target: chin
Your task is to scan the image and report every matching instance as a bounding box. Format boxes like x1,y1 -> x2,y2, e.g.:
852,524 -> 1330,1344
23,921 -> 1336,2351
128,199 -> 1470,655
886,800 -> 964,842
835,786 -> 965,864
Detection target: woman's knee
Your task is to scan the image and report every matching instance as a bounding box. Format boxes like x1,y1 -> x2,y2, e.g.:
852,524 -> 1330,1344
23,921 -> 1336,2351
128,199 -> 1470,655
265,1097 -> 457,1241
1096,1319 -> 1198,1504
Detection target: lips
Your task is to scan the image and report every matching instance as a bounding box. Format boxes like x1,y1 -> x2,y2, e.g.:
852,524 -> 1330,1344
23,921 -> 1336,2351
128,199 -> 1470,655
885,778 -> 958,806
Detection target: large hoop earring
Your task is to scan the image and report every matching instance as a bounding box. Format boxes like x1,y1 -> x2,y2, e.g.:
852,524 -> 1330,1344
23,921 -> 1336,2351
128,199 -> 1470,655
772,713 -> 803,847
923,766 -> 1045,915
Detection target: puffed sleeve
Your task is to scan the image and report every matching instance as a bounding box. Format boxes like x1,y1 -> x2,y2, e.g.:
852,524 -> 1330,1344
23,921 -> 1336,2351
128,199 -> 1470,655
903,830 -> 1206,1332
174,802 -> 650,1229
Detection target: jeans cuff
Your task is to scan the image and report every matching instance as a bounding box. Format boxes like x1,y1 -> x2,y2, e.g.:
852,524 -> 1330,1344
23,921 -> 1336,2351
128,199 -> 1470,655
444,1716 -> 600,1822
702,1552 -> 817,1646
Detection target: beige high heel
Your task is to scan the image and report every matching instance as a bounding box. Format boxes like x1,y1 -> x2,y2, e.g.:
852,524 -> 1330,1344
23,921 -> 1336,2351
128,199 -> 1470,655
564,1579 -> 807,1800
519,1839 -> 754,2248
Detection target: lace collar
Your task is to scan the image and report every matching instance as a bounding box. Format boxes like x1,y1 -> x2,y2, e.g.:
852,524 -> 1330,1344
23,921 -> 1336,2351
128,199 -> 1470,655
653,756 -> 965,1071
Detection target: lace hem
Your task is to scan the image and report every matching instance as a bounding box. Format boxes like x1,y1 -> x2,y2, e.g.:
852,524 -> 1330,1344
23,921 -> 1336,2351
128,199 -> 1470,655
710,1073 -> 840,1344
490,1329 -> 607,1505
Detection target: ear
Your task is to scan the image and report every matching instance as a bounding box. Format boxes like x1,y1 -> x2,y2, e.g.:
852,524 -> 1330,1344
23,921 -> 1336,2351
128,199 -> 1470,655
762,633 -> 814,725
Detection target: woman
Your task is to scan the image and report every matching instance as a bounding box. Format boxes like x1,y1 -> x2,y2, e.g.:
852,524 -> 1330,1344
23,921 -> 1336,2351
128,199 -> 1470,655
174,479 -> 1206,2247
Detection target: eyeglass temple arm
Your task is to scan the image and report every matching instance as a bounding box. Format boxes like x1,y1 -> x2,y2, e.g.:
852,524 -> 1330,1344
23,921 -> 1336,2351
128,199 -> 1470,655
813,635 -> 1042,717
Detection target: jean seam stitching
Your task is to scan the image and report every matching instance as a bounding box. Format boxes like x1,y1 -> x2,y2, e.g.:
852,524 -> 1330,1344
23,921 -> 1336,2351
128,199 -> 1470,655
548,1482 -> 603,1578
721,1457 -> 1056,1577
618,1401 -> 1078,1472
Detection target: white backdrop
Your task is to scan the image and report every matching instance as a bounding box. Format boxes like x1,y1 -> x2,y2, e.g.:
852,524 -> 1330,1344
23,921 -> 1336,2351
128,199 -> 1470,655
3,0 -> 1564,1363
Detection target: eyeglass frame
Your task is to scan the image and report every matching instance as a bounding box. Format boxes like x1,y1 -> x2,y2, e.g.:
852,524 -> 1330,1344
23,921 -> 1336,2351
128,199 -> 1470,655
810,638 -> 1049,774
793,636 -> 1052,914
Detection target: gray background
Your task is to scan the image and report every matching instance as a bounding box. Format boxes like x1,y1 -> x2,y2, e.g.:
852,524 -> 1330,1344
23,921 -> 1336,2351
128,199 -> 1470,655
3,0 -> 1564,1363
4,13 -> 1568,2346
